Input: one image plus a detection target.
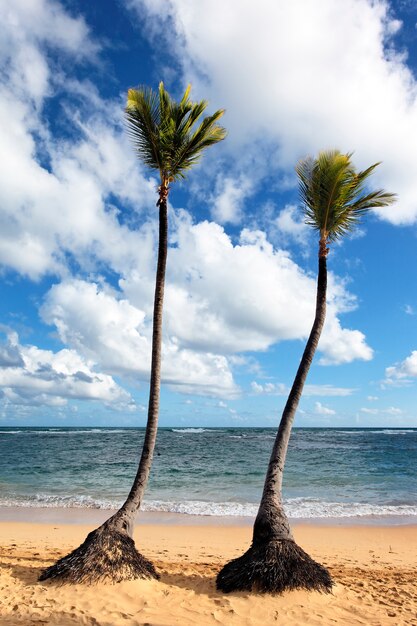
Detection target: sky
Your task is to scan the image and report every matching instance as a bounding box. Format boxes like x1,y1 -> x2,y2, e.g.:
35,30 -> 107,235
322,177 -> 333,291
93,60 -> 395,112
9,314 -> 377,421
0,0 -> 417,428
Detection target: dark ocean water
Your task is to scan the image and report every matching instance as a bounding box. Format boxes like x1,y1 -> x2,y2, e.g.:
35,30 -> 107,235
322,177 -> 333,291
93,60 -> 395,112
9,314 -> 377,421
0,427 -> 416,521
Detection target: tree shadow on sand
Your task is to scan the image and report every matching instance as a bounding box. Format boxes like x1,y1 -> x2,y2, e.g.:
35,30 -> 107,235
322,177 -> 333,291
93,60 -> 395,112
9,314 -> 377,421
0,559 -> 46,586
158,565 -> 236,598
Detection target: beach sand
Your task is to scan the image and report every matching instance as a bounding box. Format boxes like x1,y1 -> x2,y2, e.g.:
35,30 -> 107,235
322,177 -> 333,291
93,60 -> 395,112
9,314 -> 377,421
0,516 -> 416,625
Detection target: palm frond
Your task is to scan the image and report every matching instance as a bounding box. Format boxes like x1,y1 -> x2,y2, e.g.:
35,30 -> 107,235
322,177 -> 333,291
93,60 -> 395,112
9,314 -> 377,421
126,87 -> 162,173
296,150 -> 396,245
126,82 -> 226,184
169,109 -> 226,178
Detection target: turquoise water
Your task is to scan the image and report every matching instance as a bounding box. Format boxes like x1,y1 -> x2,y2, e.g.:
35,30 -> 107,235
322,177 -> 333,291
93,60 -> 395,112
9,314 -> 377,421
0,427 -> 416,521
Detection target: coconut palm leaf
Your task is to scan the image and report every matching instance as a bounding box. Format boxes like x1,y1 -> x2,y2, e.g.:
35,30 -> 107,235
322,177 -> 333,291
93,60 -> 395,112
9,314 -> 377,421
126,81 -> 226,184
296,150 -> 396,244
126,87 -> 162,171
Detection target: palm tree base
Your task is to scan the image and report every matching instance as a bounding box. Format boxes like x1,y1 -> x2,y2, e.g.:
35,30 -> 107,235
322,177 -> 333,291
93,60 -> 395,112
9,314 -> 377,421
39,520 -> 159,584
216,538 -> 333,594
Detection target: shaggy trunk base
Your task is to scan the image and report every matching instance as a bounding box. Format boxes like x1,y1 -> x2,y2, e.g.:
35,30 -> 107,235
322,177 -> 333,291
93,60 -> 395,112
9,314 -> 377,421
216,538 -> 333,594
39,521 -> 159,584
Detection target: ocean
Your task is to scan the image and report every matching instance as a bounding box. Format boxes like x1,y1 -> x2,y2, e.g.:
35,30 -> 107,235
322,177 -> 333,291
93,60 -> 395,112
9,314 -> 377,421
0,427 -> 416,523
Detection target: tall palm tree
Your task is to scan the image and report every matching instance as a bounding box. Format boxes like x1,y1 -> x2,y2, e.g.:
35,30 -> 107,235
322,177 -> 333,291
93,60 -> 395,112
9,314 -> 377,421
217,150 -> 395,594
40,82 -> 226,584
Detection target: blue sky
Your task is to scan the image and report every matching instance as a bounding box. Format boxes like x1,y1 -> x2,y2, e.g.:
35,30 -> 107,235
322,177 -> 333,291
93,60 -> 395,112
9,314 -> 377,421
0,0 -> 417,427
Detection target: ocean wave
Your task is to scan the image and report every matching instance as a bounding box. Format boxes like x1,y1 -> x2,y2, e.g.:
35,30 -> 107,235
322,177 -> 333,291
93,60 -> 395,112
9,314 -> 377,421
0,431 -> 23,435
0,429 -> 133,436
284,498 -> 417,519
171,428 -> 210,434
0,494 -> 120,509
337,429 -> 415,435
1,494 -> 417,519
378,429 -> 416,435
228,434 -> 275,440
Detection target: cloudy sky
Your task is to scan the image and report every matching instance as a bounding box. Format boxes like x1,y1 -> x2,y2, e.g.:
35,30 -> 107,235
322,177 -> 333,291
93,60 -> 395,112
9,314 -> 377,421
0,0 -> 416,427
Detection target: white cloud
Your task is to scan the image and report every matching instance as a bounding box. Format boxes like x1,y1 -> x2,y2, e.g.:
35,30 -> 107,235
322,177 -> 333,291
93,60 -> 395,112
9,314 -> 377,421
211,175 -> 253,224
251,381 -> 355,397
132,0 -> 417,224
0,0 -> 376,404
40,214 -> 373,397
275,204 -> 310,245
159,215 -> 372,364
314,401 -> 336,416
0,95 -> 156,279
251,381 -> 287,395
0,0 -> 96,103
0,0 -> 156,280
360,406 -> 403,415
318,322 -> 373,365
404,304 -> 415,315
385,406 -> 403,415
360,407 -> 379,415
384,350 -> 417,385
41,279 -> 239,398
0,328 -> 132,409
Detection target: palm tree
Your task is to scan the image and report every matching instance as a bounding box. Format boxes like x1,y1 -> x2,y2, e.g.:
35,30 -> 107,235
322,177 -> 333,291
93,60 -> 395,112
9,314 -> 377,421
40,82 -> 226,584
217,150 -> 395,594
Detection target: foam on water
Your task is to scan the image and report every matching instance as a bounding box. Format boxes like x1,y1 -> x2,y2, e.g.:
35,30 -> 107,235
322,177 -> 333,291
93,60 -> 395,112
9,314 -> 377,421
0,431 -> 22,435
2,494 -> 417,520
171,428 -> 209,434
337,429 -> 416,435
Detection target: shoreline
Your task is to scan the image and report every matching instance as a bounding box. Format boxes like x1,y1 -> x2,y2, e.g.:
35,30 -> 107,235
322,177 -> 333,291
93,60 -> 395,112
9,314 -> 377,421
1,519 -> 415,624
0,504 -> 416,527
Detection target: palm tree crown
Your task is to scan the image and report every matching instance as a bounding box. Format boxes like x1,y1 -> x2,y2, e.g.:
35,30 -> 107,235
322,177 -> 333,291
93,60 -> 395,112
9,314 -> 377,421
126,82 -> 226,185
296,150 -> 396,254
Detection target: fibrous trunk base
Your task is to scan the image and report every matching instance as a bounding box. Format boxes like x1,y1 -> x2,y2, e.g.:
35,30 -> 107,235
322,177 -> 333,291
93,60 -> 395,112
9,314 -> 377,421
216,538 -> 333,594
39,522 -> 159,584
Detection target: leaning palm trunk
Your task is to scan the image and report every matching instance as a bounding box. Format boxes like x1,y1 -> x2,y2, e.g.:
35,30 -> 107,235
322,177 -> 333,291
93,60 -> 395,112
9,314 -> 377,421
39,186 -> 169,584
217,246 -> 333,594
217,149 -> 394,594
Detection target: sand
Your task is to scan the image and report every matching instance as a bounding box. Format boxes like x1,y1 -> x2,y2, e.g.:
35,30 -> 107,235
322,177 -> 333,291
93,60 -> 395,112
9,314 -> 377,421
0,516 -> 416,625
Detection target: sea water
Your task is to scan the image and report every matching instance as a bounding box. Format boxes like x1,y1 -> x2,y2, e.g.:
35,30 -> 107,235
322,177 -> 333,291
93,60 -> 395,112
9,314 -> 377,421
0,427 -> 416,522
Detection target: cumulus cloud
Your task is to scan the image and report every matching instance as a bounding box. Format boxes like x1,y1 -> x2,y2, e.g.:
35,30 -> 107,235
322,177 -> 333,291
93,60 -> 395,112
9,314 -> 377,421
384,350 -> 417,386
162,215 -> 371,364
131,0 -> 417,224
38,212 -> 372,401
210,175 -> 253,224
0,0 -> 376,404
0,0 -> 97,103
41,279 -> 239,398
314,401 -> 336,415
0,328 -> 132,408
275,204 -> 310,246
318,322 -> 373,366
0,0 -> 156,280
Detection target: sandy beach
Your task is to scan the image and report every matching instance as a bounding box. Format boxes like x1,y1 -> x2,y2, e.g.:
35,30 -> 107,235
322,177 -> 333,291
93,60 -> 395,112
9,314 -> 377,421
0,514 -> 416,625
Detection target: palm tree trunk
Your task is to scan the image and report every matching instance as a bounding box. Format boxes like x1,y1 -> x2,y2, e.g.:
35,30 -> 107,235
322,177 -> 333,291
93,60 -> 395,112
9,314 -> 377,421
254,253 -> 327,542
217,247 -> 334,593
39,185 -> 169,584
109,185 -> 168,536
